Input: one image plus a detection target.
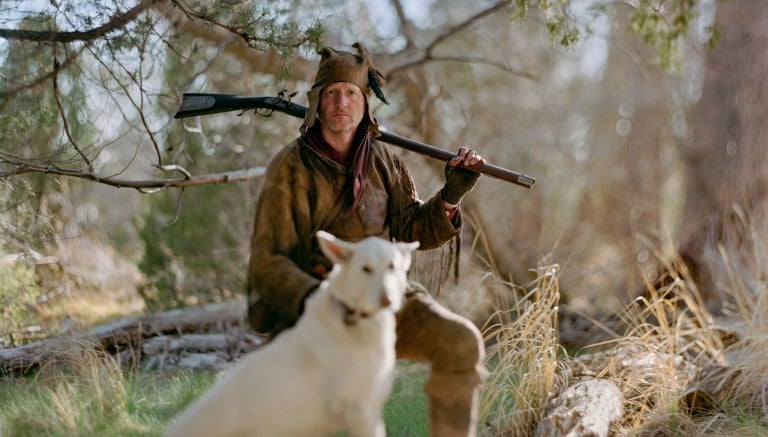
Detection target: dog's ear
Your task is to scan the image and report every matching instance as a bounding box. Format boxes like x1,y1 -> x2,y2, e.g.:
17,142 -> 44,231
317,231 -> 355,264
396,240 -> 420,255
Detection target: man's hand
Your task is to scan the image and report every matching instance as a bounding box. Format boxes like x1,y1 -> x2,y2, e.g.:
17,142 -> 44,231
441,147 -> 485,207
448,147 -> 485,168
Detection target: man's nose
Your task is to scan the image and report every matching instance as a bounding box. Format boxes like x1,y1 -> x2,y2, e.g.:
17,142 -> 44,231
334,94 -> 349,107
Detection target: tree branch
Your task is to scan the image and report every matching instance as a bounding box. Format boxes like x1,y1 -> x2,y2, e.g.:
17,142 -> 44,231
0,43 -> 88,101
168,0 -> 313,50
0,163 -> 265,191
390,0 -> 417,50
52,52 -> 93,171
387,54 -> 535,80
153,1 -> 316,80
425,1 -> 509,56
0,0 -> 158,43
382,2 -> 534,80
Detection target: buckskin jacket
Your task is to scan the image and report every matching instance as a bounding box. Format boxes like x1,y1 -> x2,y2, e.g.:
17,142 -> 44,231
247,136 -> 461,334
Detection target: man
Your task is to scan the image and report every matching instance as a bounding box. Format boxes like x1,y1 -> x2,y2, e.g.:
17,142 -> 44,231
247,42 -> 487,437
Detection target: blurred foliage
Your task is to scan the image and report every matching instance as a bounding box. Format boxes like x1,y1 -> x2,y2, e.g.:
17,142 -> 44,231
509,0 -> 715,69
510,0 -> 582,47
0,0 -> 717,317
629,0 -> 702,70
137,183 -> 250,311
0,257 -> 42,340
0,10 -> 91,246
134,20 -> 290,311
1,0 -> 322,313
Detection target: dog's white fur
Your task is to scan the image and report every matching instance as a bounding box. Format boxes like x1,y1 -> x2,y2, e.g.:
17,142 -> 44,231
166,231 -> 419,437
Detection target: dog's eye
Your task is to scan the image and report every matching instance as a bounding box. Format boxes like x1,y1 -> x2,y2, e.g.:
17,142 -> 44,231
362,266 -> 373,274
388,262 -> 394,270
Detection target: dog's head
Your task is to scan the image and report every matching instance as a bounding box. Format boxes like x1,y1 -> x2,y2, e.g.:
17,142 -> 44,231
316,231 -> 419,322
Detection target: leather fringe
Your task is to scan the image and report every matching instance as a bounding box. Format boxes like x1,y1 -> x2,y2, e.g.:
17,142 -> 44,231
407,235 -> 460,297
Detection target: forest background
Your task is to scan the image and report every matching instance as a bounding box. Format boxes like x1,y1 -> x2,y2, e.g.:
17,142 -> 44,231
1,0 -> 767,435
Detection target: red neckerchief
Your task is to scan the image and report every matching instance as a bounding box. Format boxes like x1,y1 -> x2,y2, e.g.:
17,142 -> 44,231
304,122 -> 370,208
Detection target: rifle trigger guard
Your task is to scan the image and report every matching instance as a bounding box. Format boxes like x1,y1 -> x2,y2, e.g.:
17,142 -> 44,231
255,107 -> 274,117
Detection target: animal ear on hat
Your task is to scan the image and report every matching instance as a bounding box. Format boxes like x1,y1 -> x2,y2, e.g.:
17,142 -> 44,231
353,42 -> 389,105
318,47 -> 334,59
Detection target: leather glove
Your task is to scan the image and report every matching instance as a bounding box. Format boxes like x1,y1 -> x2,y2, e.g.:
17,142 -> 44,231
440,161 -> 481,205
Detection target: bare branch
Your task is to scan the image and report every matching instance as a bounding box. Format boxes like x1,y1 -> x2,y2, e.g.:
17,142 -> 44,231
0,43 -> 88,102
52,52 -> 93,171
381,2 -> 534,81
168,0 -> 312,50
153,1 -> 316,79
0,0 -> 159,43
387,54 -> 535,80
89,34 -> 164,166
0,163 -> 265,191
425,1 -> 509,56
390,0 -> 417,50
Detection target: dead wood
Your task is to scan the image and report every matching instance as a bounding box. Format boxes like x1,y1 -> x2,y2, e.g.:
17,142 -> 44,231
0,300 -> 264,375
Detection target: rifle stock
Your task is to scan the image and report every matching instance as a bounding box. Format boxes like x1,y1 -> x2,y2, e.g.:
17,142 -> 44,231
175,92 -> 535,188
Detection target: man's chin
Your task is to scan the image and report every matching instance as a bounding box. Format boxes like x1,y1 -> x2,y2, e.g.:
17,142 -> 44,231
327,120 -> 356,131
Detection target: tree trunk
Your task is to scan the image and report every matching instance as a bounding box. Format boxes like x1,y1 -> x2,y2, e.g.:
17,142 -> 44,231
560,1 -> 677,310
679,1 -> 768,309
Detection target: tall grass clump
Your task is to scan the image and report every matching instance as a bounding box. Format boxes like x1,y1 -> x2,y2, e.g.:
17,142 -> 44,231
590,232 -> 766,435
0,338 -> 218,436
602,278 -> 722,434
479,263 -> 567,436
693,209 -> 768,431
0,338 -> 132,436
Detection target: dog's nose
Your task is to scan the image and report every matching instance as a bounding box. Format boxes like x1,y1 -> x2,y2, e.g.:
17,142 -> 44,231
380,293 -> 391,307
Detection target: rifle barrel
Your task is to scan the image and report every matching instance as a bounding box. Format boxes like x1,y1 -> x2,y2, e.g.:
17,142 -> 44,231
174,93 -> 535,188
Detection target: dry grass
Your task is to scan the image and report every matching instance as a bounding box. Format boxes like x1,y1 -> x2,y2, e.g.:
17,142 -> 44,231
4,215 -> 768,435
480,263 -> 567,436
477,228 -> 768,436
0,338 -> 215,436
1,338 -> 133,435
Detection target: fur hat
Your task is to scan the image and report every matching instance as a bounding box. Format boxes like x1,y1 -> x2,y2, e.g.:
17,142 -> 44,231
301,42 -> 388,137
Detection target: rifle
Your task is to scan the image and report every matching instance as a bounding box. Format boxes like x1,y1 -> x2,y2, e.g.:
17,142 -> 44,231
174,92 -> 535,188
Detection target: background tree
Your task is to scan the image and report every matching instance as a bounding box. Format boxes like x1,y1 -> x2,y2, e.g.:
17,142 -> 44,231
676,0 -> 768,311
0,0 -> 726,327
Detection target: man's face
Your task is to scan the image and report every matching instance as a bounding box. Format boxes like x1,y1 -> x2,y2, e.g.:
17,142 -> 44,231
318,82 -> 366,135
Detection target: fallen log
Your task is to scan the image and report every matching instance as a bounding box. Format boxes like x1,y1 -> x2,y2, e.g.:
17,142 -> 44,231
0,300 -> 259,375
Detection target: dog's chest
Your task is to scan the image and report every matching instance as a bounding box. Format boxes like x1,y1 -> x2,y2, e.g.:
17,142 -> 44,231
312,313 -> 396,375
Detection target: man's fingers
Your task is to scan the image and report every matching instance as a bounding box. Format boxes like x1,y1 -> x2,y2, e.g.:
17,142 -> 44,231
448,155 -> 463,167
450,147 -> 485,167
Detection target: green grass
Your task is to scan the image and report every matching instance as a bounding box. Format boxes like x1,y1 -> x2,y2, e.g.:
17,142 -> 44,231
384,362 -> 429,436
0,365 -> 217,437
0,359 -> 429,437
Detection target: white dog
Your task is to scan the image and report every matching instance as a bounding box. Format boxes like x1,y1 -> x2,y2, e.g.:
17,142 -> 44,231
166,231 -> 419,437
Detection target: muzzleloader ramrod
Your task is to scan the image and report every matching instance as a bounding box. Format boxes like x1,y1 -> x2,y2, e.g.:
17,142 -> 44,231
174,91 -> 535,188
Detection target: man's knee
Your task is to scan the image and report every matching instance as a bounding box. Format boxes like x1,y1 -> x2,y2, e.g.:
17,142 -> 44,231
433,317 -> 485,375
